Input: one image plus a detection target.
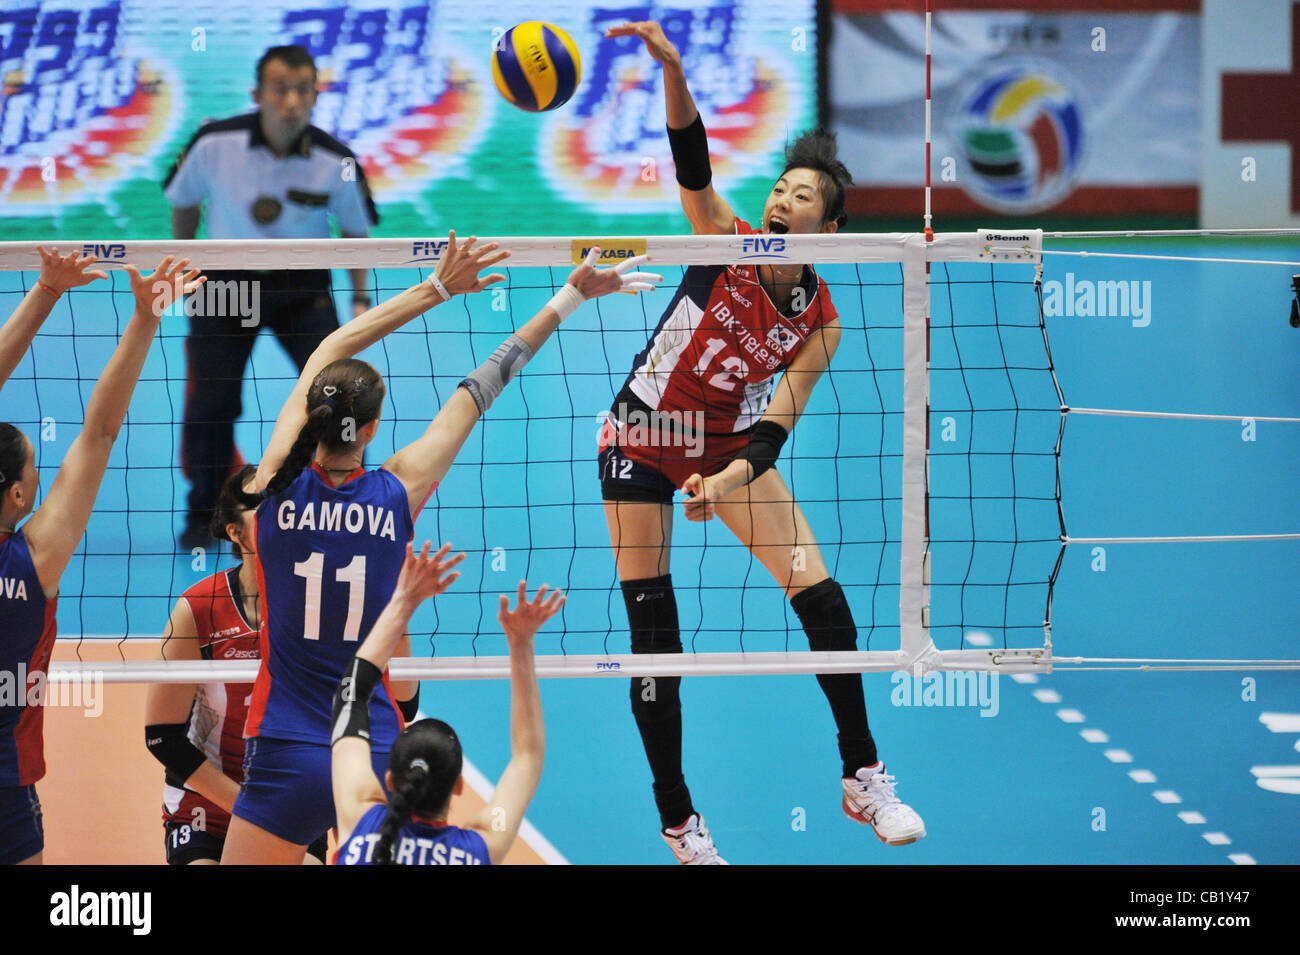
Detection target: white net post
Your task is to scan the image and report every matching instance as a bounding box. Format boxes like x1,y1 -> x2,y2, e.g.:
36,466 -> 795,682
900,233 -> 933,674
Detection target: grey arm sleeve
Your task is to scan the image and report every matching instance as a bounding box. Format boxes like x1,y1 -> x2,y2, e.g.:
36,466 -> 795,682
458,334 -> 536,414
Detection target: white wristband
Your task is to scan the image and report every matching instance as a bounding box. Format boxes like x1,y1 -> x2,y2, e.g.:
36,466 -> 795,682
546,283 -> 585,321
427,274 -> 452,303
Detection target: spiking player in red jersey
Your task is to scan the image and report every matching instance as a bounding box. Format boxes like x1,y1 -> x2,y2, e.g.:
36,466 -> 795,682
1,251 -> 202,865
600,21 -> 926,863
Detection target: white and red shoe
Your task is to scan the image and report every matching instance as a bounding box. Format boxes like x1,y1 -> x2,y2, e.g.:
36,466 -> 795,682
842,764 -> 926,845
662,813 -> 728,865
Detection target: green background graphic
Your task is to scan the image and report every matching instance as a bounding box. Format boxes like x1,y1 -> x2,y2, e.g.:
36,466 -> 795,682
0,0 -> 818,240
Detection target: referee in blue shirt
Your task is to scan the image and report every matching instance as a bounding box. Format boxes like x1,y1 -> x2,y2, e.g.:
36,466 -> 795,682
164,45 -> 378,548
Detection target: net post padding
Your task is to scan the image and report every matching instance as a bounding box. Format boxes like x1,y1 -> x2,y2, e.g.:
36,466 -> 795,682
899,232 -> 929,665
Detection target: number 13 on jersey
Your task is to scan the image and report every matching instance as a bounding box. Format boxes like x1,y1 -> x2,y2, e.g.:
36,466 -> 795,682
293,552 -> 366,641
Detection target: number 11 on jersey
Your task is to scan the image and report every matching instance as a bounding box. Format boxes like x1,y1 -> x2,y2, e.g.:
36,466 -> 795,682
293,552 -> 367,641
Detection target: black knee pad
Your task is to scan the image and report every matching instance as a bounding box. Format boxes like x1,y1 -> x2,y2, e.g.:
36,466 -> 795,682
620,574 -> 682,655
790,578 -> 858,652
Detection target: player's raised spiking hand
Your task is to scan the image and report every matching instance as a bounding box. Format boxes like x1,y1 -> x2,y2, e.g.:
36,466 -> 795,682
605,21 -> 682,71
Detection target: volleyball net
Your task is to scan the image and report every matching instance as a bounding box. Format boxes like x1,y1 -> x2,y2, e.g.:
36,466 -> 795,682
2,230 -> 1297,683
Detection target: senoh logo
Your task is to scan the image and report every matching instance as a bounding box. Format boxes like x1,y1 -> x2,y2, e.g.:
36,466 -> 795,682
81,243 -> 127,260
407,240 -> 449,264
740,236 -> 787,259
570,239 -> 647,266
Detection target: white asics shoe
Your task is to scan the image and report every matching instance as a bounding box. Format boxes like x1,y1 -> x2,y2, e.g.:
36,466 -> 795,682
842,764 -> 927,845
661,813 -> 729,865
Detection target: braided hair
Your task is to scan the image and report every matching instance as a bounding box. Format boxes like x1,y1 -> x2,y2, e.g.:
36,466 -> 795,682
0,424 -> 29,500
236,359 -> 385,507
781,129 -> 853,228
373,718 -> 463,866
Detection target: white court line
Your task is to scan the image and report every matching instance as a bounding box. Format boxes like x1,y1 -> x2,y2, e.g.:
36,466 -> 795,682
1023,686 -> 1249,862
457,758 -> 569,866
1260,712 -> 1300,733
59,640 -> 573,864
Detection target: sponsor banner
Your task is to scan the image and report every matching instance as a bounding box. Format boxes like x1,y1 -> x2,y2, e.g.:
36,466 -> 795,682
570,238 -> 646,265
829,3 -> 1200,216
0,0 -> 816,239
1201,0 -> 1300,227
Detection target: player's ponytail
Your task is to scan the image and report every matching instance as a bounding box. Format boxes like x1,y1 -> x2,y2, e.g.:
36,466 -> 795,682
0,424 -> 26,498
374,718 -> 463,864
240,359 -> 386,506
373,765 -> 425,865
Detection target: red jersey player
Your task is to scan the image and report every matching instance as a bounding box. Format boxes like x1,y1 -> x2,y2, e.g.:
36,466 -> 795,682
600,20 -> 926,863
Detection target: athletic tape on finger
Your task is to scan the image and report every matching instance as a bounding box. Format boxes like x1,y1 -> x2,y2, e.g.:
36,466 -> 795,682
613,254 -> 650,274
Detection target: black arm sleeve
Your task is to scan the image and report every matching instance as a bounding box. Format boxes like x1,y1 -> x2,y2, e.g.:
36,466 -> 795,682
667,113 -> 713,191
145,722 -> 208,781
733,420 -> 790,484
330,657 -> 384,745
397,687 -> 420,723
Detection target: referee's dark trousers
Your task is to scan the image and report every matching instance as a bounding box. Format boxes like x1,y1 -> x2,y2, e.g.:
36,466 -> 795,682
182,269 -> 339,528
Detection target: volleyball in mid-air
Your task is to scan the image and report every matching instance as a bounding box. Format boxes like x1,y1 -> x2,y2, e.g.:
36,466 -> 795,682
492,22 -> 581,113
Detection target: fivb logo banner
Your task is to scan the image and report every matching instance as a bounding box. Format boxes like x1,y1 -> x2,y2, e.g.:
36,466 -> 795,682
276,1 -> 491,203
545,0 -> 812,211
0,0 -> 178,216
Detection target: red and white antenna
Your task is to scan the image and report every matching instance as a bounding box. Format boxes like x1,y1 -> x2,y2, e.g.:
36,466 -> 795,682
924,0 -> 934,241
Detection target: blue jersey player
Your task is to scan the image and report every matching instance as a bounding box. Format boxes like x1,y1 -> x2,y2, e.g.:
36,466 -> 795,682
1,251 -> 203,864
330,541 -> 562,866
219,234 -> 660,863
